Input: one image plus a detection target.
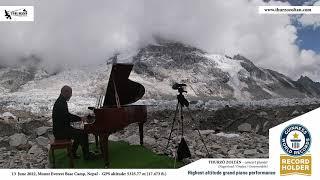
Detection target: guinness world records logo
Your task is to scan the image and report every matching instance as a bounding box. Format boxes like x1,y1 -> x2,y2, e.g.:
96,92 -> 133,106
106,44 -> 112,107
280,124 -> 311,156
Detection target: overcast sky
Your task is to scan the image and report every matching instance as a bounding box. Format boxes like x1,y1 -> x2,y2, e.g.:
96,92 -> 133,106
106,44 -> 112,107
0,0 -> 319,81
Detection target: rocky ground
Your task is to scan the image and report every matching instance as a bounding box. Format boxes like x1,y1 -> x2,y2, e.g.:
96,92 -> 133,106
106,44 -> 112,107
0,103 -> 319,168
0,109 -> 52,168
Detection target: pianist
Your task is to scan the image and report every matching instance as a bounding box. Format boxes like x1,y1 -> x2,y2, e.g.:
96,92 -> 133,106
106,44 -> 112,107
52,85 -> 96,160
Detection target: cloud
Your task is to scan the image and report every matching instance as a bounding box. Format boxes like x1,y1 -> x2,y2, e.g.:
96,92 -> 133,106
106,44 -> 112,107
298,0 -> 320,28
0,0 -> 320,81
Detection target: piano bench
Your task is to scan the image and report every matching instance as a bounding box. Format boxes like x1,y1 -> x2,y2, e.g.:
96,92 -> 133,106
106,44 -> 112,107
49,139 -> 74,168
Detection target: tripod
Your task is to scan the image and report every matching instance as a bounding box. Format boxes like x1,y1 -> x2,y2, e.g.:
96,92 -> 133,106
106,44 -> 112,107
165,90 -> 210,167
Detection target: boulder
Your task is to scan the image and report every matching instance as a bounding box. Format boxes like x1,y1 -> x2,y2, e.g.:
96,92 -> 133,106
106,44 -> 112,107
215,132 -> 240,138
36,136 -> 50,147
238,123 -> 252,132
144,136 -> 156,146
28,145 -> 44,157
9,133 -> 27,147
291,110 -> 300,116
199,130 -> 215,136
109,135 -> 119,141
0,121 -> 15,136
125,135 -> 140,145
16,143 -> 32,151
258,111 -> 268,116
36,126 -> 51,136
21,120 -> 47,135
1,112 -> 17,123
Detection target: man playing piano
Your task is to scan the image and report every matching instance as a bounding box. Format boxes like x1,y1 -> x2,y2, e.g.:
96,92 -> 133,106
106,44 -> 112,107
52,85 -> 96,160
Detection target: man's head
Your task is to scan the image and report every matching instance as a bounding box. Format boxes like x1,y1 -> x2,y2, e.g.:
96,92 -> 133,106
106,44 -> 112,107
60,85 -> 72,101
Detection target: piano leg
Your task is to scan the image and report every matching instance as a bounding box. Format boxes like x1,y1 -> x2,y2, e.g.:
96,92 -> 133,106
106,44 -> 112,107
99,134 -> 110,167
95,135 -> 99,149
139,123 -> 144,145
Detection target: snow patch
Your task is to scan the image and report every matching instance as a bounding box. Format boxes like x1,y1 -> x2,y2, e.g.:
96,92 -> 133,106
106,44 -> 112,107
204,54 -> 250,100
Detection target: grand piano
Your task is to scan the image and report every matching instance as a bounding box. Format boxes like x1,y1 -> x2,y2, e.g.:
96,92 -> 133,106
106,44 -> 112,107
84,63 -> 147,167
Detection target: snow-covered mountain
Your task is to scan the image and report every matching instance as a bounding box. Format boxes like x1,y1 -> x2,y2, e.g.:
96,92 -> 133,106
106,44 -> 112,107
131,41 -> 320,100
1,41 -> 320,114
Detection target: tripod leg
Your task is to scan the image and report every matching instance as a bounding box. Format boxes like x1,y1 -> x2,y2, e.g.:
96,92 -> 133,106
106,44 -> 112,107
174,107 -> 182,169
165,102 -> 180,151
180,105 -> 184,137
186,107 -> 210,157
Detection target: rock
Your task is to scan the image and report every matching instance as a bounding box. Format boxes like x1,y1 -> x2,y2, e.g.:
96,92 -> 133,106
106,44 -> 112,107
257,148 -> 266,154
1,112 -> 17,123
0,121 -> 15,136
21,120 -> 47,135
262,121 -> 270,134
195,150 -> 206,157
228,149 -> 236,155
199,130 -> 215,136
254,124 -> 260,133
144,136 -> 156,146
244,149 -> 258,156
9,133 -> 27,147
36,136 -> 50,147
125,135 -> 140,145
291,110 -> 300,116
208,143 -> 222,150
215,132 -> 240,138
215,154 -> 225,158
231,145 -> 238,150
258,111 -> 268,116
16,143 -> 32,151
36,126 -> 51,136
236,153 -> 245,158
0,137 -> 9,147
220,148 -> 229,155
28,145 -> 44,157
147,129 -> 156,133
160,122 -> 169,127
109,135 -> 119,141
238,123 -> 252,132
28,141 -> 36,146
153,133 -> 160,139
47,134 -> 55,141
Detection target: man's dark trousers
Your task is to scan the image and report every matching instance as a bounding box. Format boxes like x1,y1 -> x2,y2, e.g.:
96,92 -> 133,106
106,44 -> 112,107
54,128 -> 89,156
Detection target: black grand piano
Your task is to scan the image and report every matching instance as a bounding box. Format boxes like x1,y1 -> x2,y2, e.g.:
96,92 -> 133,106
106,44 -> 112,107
84,63 -> 147,167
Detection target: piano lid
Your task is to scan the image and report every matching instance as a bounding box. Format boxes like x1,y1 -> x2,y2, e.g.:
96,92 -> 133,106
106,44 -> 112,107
103,63 -> 145,106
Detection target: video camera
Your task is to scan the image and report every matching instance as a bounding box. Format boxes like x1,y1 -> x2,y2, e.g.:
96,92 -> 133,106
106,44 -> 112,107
172,83 -> 187,94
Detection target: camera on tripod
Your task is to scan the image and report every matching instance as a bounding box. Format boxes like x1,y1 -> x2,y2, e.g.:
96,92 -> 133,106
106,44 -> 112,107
172,83 -> 187,94
165,82 -> 210,164
172,83 -> 189,107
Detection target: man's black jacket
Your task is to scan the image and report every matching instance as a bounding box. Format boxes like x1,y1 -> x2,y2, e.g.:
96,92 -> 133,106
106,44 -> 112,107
52,95 -> 81,136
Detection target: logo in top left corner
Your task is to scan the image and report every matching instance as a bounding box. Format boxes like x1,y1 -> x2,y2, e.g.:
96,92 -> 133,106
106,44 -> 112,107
0,6 -> 34,22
